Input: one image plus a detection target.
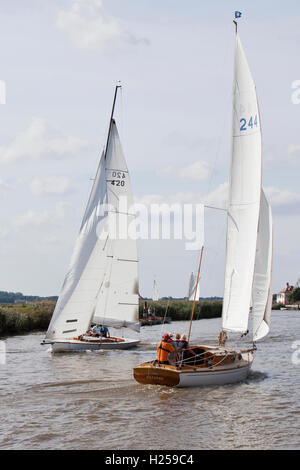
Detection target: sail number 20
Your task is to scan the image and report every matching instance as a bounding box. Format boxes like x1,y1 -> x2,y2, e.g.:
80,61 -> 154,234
240,115 -> 258,131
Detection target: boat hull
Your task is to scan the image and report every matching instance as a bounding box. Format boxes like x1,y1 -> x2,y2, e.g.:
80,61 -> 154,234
133,348 -> 254,388
47,337 -> 140,353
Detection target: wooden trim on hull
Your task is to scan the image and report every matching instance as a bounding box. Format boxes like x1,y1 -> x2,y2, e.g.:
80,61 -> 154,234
133,361 -> 252,387
133,347 -> 254,388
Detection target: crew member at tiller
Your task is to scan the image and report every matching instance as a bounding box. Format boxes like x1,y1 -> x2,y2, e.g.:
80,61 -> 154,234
157,334 -> 175,364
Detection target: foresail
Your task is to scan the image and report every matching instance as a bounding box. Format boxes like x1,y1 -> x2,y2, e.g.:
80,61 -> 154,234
222,35 -> 262,333
153,280 -> 159,301
93,121 -> 140,332
252,189 -> 273,342
46,153 -> 108,340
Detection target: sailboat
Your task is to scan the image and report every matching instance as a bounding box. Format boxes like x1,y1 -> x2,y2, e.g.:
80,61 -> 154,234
153,279 -> 159,301
133,19 -> 273,387
42,86 -> 140,352
188,272 -> 200,301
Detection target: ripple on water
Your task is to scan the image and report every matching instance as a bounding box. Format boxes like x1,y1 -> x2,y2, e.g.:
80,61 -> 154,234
0,315 -> 299,450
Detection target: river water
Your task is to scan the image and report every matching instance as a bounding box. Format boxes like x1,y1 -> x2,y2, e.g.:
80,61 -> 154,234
0,311 -> 299,450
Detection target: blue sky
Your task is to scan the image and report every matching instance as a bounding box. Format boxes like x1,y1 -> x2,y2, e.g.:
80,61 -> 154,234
0,0 -> 300,298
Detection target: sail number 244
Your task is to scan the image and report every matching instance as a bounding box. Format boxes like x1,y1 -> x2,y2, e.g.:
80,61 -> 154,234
240,115 -> 258,131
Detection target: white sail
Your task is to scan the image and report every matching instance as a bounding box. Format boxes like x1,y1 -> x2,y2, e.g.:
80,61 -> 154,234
252,189 -> 273,341
46,152 -> 108,340
188,272 -> 200,301
93,121 -> 140,331
46,118 -> 139,340
222,34 -> 262,333
153,280 -> 159,301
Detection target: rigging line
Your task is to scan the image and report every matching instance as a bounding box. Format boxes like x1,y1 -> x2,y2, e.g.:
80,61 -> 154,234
159,300 -> 170,337
188,246 -> 204,343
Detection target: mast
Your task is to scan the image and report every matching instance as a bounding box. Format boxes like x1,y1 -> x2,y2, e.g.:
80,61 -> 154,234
104,84 -> 122,160
187,246 -> 204,343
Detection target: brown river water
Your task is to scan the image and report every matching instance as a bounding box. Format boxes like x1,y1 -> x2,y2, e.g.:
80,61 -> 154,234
0,311 -> 299,450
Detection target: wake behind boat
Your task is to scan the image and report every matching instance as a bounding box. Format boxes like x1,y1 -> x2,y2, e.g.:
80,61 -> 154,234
134,15 -> 273,387
42,86 -> 140,352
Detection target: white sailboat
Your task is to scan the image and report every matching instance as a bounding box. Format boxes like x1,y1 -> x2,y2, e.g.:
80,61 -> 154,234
134,18 -> 273,387
153,279 -> 159,301
188,272 -> 200,301
43,86 -> 140,352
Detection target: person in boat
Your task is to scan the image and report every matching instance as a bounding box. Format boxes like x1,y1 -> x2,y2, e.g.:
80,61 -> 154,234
218,330 -> 227,346
174,333 -> 181,348
91,324 -> 101,337
157,333 -> 175,365
176,334 -> 197,364
99,325 -> 110,338
241,329 -> 249,338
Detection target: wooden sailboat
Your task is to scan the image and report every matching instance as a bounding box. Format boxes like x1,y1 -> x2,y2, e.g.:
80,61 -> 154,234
42,86 -> 140,352
133,20 -> 273,387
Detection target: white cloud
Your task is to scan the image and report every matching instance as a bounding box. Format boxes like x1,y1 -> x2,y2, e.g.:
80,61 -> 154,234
56,0 -> 148,51
288,144 -> 300,162
0,118 -> 87,164
265,186 -> 300,207
0,179 -> 14,194
29,176 -> 72,196
14,202 -> 70,228
178,161 -> 211,181
203,183 -> 228,209
160,161 -> 211,181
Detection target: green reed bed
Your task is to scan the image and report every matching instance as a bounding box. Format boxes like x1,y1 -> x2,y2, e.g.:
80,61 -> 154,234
0,302 -> 55,336
139,300 -> 223,322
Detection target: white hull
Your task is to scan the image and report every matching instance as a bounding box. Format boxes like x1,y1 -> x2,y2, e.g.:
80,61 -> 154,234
48,337 -> 140,353
177,361 -> 251,387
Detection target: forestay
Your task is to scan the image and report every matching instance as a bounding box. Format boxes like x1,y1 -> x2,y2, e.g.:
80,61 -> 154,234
222,34 -> 262,333
252,189 -> 273,341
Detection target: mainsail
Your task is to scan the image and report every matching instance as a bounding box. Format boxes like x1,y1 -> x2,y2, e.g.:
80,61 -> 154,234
222,33 -> 262,333
188,272 -> 200,301
92,122 -> 139,331
252,189 -> 273,341
153,280 -> 159,301
45,89 -> 139,341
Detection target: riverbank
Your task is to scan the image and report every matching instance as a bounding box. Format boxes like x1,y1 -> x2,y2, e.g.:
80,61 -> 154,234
139,300 -> 222,322
0,301 -> 54,337
0,299 -> 285,337
0,299 -> 223,337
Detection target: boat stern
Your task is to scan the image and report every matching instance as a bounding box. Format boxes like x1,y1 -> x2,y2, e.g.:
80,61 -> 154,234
133,362 -> 180,387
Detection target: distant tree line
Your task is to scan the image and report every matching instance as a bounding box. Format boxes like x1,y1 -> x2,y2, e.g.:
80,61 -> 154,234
0,291 -> 58,304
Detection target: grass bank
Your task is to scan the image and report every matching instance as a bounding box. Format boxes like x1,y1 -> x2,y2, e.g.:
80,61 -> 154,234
1,299 -> 280,337
0,299 -> 223,337
140,300 -> 223,322
0,301 -> 55,337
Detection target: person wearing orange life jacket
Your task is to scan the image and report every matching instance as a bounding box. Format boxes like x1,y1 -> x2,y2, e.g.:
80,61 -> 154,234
157,333 -> 175,364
